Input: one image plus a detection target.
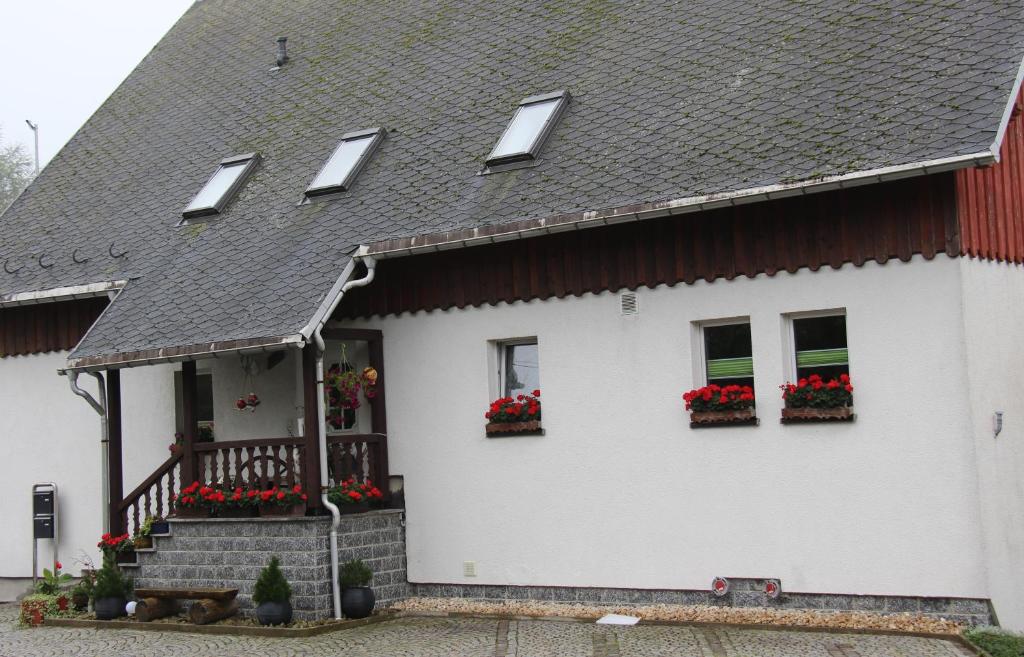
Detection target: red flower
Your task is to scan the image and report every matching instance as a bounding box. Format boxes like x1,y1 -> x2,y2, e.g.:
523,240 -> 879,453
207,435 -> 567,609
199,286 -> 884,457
532,389 -> 540,397
55,561 -> 62,570
276,491 -> 286,501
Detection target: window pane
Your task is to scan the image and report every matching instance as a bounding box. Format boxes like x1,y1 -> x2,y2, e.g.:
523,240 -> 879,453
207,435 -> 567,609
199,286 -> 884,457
794,315 -> 849,380
491,100 -> 560,159
308,135 -> 375,192
503,342 -> 540,398
704,323 -> 753,387
185,161 -> 248,212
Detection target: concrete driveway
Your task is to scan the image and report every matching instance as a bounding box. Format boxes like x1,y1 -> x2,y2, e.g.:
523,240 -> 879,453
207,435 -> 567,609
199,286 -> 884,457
0,605 -> 975,657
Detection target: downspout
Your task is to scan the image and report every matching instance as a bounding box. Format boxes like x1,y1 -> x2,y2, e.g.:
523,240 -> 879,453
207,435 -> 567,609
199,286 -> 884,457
313,256 -> 376,619
68,371 -> 109,533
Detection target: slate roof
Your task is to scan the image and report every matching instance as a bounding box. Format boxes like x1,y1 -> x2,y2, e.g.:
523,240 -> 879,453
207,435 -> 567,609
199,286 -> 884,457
2,0 -> 1023,366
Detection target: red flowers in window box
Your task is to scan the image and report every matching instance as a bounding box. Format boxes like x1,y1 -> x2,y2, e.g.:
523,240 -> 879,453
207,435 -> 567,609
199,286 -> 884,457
780,373 -> 854,422
257,484 -> 309,517
683,384 -> 756,427
485,390 -> 542,435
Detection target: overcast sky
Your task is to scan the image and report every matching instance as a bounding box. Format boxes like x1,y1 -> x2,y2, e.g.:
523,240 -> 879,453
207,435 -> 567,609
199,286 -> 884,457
2,1 -> 193,167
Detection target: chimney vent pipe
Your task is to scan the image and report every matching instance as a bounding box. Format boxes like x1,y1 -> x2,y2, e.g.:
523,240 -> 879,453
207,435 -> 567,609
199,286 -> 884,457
276,37 -> 289,67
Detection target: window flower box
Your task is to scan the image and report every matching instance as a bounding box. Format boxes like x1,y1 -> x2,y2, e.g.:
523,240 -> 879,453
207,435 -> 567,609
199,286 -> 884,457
780,374 -> 854,423
256,485 -> 308,517
327,479 -> 384,513
683,384 -> 756,428
484,391 -> 542,436
486,420 -> 543,436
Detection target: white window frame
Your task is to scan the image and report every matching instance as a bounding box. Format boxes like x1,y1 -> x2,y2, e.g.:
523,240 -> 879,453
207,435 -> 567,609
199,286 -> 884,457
781,308 -> 848,382
181,153 -> 260,222
690,316 -> 752,387
489,337 -> 539,400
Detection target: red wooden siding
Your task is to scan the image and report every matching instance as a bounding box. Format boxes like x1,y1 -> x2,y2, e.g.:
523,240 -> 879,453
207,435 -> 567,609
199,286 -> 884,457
338,173 -> 958,319
957,88 -> 1024,262
0,297 -> 109,357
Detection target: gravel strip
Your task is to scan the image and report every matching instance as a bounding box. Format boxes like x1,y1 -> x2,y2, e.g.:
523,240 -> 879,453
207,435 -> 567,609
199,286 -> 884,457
393,597 -> 964,635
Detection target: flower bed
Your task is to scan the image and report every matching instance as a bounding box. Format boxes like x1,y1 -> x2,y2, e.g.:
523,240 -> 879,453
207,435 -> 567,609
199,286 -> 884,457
780,374 -> 854,423
485,390 -> 542,436
683,384 -> 756,427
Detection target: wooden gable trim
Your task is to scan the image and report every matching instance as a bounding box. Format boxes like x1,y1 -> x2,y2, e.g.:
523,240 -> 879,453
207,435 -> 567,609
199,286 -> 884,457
0,296 -> 109,358
337,173 -> 958,319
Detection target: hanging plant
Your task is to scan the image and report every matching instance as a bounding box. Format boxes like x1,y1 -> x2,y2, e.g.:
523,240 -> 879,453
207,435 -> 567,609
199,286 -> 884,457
324,346 -> 377,431
235,357 -> 262,412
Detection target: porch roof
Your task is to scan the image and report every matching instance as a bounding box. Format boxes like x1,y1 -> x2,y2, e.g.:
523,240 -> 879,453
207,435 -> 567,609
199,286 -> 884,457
1,0 -> 1022,368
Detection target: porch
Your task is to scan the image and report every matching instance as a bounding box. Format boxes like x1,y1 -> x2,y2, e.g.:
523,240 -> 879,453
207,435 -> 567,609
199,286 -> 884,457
103,328 -> 393,538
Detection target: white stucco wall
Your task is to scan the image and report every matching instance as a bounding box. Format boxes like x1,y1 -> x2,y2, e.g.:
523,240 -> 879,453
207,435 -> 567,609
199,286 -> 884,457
343,255 -> 991,600
959,258 -> 1024,630
204,351 -> 305,441
0,353 -> 175,589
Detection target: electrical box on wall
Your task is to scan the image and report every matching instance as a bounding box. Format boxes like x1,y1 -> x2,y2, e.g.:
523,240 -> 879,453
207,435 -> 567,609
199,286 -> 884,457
463,561 -> 477,577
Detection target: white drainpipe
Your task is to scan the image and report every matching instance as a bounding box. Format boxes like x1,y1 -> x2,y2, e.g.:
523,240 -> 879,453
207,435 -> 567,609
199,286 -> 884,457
312,256 -> 376,619
67,371 -> 109,533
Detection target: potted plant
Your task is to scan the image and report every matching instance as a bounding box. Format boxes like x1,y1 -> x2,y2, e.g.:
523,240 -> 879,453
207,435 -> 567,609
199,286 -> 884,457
70,578 -> 92,611
252,556 -> 292,625
327,478 -> 384,514
149,515 -> 170,536
92,560 -> 130,620
34,561 -> 72,595
257,485 -> 308,517
780,373 -> 854,422
484,390 -> 542,436
339,559 -> 375,619
683,384 -> 756,427
133,516 -> 155,549
217,486 -> 258,518
97,532 -> 135,566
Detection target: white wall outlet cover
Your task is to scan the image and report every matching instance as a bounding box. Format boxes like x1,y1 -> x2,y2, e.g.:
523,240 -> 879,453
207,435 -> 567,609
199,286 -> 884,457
463,561 -> 477,577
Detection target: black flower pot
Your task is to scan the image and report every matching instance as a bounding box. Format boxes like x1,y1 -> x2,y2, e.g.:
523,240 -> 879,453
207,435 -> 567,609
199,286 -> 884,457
341,587 -> 375,619
256,600 -> 293,626
150,521 -> 170,535
71,592 -> 89,611
94,597 -> 127,620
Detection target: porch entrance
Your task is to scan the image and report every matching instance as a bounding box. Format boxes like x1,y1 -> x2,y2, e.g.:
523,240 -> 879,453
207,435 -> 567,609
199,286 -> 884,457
108,329 -> 389,536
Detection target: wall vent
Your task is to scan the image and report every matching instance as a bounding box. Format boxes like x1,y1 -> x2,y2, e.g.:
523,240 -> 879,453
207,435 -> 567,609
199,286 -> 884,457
620,291 -> 638,316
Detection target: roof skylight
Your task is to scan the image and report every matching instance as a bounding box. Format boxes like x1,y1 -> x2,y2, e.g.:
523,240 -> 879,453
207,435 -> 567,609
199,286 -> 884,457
485,90 -> 570,169
182,153 -> 259,220
306,128 -> 385,197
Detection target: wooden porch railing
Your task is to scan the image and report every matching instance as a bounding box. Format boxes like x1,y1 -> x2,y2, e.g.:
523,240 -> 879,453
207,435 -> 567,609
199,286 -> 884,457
117,451 -> 182,537
326,433 -> 389,489
117,433 -> 389,534
193,437 -> 306,490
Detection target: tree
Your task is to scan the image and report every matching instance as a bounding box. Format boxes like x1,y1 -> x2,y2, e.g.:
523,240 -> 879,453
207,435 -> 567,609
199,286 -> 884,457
0,126 -> 34,213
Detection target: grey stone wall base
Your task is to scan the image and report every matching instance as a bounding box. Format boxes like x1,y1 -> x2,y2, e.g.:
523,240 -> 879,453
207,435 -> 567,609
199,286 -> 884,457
135,510 -> 407,621
412,580 -> 993,627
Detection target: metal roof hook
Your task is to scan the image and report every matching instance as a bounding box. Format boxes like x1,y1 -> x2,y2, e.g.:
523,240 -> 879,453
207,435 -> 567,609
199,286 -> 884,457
109,243 -> 128,259
72,249 -> 90,264
3,259 -> 22,274
38,253 -> 54,269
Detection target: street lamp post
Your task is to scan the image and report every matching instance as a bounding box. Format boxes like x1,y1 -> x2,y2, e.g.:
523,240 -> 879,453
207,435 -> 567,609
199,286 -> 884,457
24,120 -> 39,174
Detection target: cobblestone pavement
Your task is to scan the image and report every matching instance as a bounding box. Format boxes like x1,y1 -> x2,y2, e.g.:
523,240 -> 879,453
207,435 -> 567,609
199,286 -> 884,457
0,604 -> 974,657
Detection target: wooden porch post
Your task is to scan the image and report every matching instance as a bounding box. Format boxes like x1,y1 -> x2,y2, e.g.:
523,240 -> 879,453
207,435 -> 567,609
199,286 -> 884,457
302,344 -> 323,510
367,335 -> 390,489
105,370 -> 125,536
181,361 -> 200,485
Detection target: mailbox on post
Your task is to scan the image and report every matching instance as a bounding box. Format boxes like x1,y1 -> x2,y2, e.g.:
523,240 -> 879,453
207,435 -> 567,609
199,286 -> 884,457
31,483 -> 58,587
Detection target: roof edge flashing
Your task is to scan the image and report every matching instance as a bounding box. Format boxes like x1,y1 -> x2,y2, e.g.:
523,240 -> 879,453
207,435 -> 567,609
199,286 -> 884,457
64,334 -> 306,372
0,280 -> 128,307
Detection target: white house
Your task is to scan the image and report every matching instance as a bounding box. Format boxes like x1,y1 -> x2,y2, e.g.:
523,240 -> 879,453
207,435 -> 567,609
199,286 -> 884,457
2,0 -> 1023,629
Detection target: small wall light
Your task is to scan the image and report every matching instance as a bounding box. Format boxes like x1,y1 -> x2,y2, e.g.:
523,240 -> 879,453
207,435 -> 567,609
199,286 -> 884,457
994,411 -> 1004,437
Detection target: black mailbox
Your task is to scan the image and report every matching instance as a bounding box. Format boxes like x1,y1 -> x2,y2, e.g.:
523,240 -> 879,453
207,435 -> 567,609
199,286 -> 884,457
33,491 -> 54,516
33,516 -> 54,539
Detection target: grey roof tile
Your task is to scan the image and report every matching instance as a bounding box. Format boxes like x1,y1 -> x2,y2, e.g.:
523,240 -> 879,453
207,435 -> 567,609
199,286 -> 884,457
0,0 -> 1021,362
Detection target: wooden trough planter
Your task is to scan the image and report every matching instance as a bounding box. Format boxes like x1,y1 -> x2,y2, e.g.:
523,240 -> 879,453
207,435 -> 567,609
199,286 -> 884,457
485,420 -> 543,437
689,408 -> 758,428
258,502 -> 307,518
780,407 -> 854,423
